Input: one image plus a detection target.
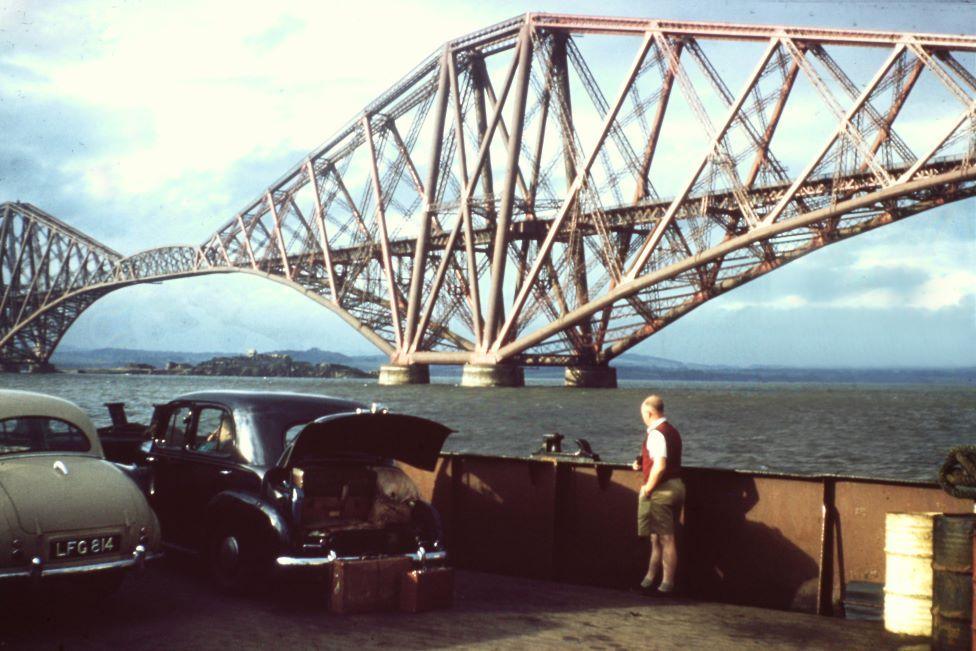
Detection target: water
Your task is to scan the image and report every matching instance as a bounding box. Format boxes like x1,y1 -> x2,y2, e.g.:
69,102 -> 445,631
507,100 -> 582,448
2,373 -> 973,482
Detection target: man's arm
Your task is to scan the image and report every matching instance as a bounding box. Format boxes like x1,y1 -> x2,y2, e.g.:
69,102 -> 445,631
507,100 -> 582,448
640,456 -> 667,499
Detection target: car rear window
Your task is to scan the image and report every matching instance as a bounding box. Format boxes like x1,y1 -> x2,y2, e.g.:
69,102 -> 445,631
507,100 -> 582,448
0,417 -> 91,455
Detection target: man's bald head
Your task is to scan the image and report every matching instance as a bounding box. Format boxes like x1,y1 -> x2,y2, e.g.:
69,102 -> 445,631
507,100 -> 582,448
641,395 -> 664,421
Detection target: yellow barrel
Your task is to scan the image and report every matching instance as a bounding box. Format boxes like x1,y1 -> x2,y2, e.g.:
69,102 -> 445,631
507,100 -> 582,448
885,512 -> 939,636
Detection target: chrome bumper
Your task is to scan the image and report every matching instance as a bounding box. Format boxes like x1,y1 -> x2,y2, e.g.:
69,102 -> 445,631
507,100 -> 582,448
0,545 -> 163,580
276,549 -> 447,568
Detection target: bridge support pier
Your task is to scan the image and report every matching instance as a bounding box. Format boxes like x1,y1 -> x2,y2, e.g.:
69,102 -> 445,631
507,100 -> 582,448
461,364 -> 525,388
378,364 -> 430,386
564,365 -> 617,388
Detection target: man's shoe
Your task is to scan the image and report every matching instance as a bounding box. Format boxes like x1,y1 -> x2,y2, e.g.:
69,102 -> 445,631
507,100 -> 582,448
630,583 -> 657,597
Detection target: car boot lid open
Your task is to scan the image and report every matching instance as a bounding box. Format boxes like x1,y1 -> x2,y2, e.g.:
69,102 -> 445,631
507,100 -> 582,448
279,411 -> 452,471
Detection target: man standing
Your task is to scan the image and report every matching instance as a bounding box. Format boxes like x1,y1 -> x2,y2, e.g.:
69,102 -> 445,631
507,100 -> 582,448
632,394 -> 685,596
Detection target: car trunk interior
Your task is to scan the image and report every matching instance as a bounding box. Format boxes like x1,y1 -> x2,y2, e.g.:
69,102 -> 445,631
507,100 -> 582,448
293,463 -> 419,556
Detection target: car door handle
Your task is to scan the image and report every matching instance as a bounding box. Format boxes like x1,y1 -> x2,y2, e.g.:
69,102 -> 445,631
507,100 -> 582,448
218,469 -> 232,476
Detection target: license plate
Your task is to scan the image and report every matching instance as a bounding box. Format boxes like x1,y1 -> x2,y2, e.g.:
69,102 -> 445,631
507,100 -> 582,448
50,534 -> 121,560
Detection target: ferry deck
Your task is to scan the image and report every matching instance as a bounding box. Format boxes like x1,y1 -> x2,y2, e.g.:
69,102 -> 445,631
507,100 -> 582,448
2,560 -> 921,650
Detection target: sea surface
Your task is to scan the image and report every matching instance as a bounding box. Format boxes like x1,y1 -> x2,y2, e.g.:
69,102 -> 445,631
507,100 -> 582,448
2,373 -> 974,483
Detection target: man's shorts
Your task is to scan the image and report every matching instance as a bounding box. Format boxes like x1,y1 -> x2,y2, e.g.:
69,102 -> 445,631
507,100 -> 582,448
637,477 -> 686,537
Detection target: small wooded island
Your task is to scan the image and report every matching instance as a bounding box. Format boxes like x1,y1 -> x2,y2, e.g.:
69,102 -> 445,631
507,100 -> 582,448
76,352 -> 376,379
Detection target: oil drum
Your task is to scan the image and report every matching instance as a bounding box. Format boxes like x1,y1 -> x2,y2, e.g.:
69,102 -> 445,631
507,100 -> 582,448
931,514 -> 974,650
885,512 -> 938,636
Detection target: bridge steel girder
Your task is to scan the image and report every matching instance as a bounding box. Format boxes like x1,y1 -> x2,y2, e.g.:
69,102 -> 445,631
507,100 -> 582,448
3,13 -> 976,370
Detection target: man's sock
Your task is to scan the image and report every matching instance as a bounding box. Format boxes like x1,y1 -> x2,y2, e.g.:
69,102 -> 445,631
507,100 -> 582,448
657,582 -> 674,593
640,574 -> 657,589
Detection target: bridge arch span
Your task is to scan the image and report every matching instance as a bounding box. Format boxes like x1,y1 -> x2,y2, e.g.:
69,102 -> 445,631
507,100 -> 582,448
0,263 -> 399,369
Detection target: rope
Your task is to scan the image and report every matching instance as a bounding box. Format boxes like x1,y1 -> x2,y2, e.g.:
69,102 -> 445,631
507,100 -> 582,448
938,445 -> 976,499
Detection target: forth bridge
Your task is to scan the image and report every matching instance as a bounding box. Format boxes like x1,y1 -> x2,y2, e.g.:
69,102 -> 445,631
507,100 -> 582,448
2,13 -> 975,386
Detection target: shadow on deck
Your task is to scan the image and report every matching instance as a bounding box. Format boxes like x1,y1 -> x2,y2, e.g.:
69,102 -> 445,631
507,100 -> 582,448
1,558 -> 922,650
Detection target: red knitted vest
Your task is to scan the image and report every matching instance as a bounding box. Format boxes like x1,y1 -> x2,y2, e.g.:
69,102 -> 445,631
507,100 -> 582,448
641,421 -> 683,483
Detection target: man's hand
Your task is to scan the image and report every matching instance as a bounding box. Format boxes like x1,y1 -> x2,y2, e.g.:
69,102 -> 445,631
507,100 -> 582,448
631,460 -> 641,471
639,484 -> 652,500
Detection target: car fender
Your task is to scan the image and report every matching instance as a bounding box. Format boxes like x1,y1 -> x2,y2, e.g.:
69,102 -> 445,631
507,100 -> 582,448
205,490 -> 290,551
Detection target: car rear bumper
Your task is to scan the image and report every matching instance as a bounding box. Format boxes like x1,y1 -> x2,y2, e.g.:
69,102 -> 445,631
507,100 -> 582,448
276,549 -> 447,568
0,544 -> 163,580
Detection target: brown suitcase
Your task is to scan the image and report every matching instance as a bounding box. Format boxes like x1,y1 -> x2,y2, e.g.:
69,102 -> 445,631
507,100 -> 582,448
331,557 -> 412,614
399,567 -> 454,613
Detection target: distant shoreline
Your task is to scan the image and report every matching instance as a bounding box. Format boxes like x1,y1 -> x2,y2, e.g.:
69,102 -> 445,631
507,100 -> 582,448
44,346 -> 976,385
60,351 -> 377,380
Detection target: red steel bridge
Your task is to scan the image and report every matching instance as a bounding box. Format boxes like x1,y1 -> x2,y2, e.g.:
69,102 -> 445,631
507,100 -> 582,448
2,14 -> 975,386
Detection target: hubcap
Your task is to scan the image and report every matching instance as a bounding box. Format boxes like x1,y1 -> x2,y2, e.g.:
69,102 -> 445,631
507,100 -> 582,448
217,535 -> 240,571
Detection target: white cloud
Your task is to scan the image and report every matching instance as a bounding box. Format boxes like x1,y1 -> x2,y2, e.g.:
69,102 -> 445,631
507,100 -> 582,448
720,293 -> 809,311
716,249 -> 976,312
913,269 -> 976,310
3,1 -> 487,198
831,288 -> 903,310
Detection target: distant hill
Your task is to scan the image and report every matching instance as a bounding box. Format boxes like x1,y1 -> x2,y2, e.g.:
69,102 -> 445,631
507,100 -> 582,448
50,346 -> 975,384
53,347 -> 219,368
52,346 -> 385,372
270,347 -> 388,369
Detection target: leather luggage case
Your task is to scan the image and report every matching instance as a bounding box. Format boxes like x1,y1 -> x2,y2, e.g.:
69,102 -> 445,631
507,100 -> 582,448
399,567 -> 454,613
331,558 -> 412,614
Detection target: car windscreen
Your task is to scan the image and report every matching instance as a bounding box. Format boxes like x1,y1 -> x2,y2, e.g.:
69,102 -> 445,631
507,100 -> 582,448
0,416 -> 91,455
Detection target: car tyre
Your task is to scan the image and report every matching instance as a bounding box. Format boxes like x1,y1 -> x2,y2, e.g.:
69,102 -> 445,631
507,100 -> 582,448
210,525 -> 268,593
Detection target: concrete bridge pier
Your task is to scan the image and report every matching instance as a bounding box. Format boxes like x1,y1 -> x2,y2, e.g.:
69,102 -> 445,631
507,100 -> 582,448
378,364 -> 430,386
461,364 -> 525,388
564,365 -> 617,388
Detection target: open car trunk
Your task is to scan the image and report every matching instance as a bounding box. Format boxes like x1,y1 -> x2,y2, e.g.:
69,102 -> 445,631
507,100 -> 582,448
294,463 -> 425,556
282,412 -> 451,556
279,412 -> 452,472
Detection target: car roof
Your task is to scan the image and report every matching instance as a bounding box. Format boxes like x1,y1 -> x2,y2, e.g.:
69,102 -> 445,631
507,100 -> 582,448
168,390 -> 367,413
161,390 -> 369,466
0,390 -> 103,457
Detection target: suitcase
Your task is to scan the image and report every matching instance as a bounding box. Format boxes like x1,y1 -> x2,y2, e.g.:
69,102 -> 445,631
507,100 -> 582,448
331,557 -> 412,614
399,567 -> 454,613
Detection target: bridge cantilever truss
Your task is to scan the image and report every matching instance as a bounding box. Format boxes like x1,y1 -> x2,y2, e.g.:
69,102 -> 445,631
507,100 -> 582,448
3,13 -> 976,375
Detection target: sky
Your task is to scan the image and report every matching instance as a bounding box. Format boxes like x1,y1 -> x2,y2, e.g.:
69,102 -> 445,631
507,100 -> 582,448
1,0 -> 974,367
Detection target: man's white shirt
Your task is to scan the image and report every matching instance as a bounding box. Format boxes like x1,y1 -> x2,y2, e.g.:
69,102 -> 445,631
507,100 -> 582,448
645,417 -> 668,457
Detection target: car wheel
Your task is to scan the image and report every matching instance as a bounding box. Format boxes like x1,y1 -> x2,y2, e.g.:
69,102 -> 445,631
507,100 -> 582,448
210,526 -> 268,593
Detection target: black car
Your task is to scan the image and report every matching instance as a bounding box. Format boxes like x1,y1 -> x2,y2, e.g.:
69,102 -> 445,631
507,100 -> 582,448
142,390 -> 451,589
